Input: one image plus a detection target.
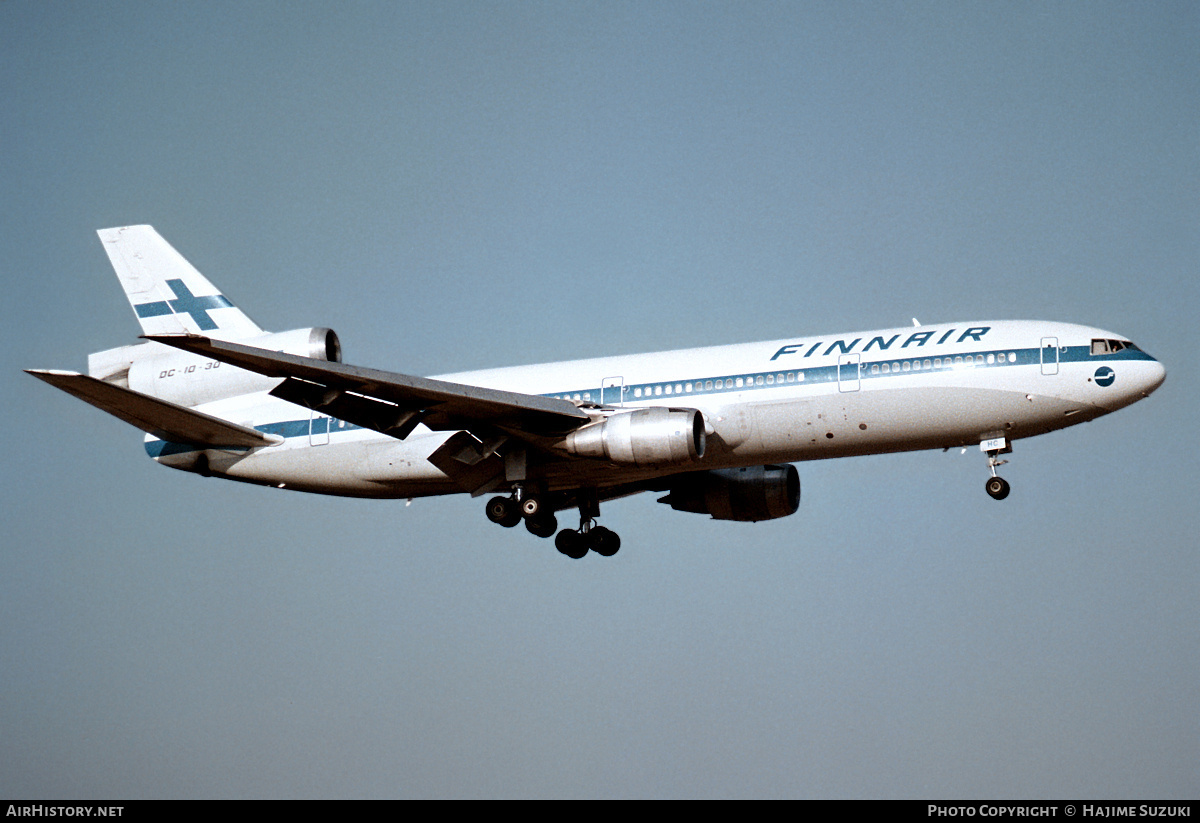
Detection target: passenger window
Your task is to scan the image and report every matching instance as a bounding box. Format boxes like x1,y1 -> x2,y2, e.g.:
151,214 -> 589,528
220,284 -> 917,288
706,380 -> 713,390
787,372 -> 795,382
685,383 -> 693,393
756,375 -> 764,386
902,361 -> 911,372
987,354 -> 995,364
923,359 -> 931,369
735,378 -> 744,388
634,387 -> 642,398
934,358 -> 941,368
766,374 -> 774,384
871,364 -> 879,374
654,385 -> 662,396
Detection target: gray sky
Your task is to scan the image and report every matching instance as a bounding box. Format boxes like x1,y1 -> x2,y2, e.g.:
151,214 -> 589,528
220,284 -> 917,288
2,1 -> 1196,799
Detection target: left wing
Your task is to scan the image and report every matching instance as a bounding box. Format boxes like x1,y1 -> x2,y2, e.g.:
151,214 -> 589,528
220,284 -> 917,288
143,334 -> 592,442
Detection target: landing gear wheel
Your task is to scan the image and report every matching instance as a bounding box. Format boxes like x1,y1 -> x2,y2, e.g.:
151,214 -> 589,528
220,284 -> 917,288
589,526 -> 621,557
485,496 -> 522,528
985,476 -> 1011,500
555,529 -> 588,559
520,496 -> 543,518
525,513 -> 558,539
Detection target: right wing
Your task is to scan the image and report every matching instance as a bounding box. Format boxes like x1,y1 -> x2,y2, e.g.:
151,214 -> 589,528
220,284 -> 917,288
141,335 -> 606,495
142,334 -> 593,440
26,370 -> 280,449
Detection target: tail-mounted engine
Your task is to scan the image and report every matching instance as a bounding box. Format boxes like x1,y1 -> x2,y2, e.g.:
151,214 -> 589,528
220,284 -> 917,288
659,464 -> 800,521
89,328 -> 341,408
559,407 -> 706,467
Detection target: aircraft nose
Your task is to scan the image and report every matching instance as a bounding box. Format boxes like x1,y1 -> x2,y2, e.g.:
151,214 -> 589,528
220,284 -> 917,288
1090,354 -> 1165,412
1122,357 -> 1166,406
1144,358 -> 1166,396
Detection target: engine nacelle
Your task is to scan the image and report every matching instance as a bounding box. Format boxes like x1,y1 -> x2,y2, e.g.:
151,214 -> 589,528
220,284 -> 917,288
561,407 -> 705,467
90,327 -> 341,408
660,464 -> 800,521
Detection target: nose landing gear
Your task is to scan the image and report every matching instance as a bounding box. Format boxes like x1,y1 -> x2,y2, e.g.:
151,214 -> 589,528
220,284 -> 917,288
985,475 -> 1011,500
981,436 -> 1012,500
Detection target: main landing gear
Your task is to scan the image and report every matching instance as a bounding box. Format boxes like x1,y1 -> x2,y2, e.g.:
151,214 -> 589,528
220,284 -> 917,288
982,436 -> 1012,500
485,493 -> 559,537
554,521 -> 620,559
484,489 -> 621,558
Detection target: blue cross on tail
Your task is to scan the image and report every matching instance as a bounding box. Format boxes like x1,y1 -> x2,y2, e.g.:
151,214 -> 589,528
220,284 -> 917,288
134,279 -> 234,331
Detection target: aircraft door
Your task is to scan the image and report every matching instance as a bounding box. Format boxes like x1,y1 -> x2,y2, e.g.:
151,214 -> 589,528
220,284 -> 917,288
1040,337 -> 1060,376
309,410 -> 330,445
602,376 -> 624,407
838,354 -> 861,392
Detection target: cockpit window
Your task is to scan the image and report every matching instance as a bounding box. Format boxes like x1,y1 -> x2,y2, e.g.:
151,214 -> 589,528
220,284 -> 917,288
1091,338 -> 1138,355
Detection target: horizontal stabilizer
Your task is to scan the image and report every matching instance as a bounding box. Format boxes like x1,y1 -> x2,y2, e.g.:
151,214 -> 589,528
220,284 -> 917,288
26,370 -> 281,449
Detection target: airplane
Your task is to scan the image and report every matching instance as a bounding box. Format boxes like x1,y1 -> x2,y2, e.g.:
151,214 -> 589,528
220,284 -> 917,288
27,225 -> 1167,558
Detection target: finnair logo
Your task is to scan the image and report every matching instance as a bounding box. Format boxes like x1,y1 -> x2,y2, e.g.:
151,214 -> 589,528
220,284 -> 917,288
1094,366 -> 1116,387
134,279 -> 233,331
769,327 -> 992,361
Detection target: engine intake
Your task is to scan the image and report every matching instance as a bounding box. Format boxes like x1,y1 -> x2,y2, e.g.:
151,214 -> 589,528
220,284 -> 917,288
249,327 -> 342,363
660,464 -> 800,521
562,407 -> 705,467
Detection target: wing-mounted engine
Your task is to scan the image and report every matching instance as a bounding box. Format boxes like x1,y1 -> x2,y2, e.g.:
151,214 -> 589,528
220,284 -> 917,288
557,407 -> 706,467
89,327 -> 341,408
659,464 -> 800,521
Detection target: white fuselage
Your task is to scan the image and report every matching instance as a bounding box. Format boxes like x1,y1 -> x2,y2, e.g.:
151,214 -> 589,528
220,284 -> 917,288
152,320 -> 1166,498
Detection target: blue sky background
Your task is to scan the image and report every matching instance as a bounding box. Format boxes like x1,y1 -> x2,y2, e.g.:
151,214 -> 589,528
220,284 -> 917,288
2,1 -> 1196,798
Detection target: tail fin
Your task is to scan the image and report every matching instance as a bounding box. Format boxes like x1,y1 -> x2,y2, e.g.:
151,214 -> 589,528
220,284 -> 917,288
98,225 -> 262,339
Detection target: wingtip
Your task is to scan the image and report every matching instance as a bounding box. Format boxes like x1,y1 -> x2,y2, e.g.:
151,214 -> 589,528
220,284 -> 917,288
25,368 -> 82,378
